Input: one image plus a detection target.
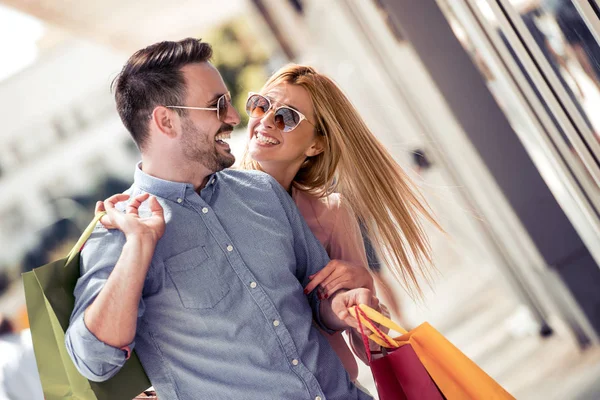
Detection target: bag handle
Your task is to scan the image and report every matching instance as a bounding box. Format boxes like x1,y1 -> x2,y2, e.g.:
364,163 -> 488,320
356,305 -> 374,363
65,212 -> 107,265
349,304 -> 409,349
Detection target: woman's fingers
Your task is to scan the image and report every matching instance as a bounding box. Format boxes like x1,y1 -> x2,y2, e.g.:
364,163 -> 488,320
324,280 -> 348,298
317,266 -> 345,290
304,262 -> 335,294
319,262 -> 372,297
322,275 -> 348,297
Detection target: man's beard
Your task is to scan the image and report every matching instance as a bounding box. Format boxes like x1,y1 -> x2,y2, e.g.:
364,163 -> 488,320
181,117 -> 235,173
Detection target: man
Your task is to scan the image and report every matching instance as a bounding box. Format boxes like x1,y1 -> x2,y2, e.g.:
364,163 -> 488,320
65,38 -> 376,400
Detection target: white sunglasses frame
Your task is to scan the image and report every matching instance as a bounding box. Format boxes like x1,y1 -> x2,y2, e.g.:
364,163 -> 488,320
246,92 -> 317,133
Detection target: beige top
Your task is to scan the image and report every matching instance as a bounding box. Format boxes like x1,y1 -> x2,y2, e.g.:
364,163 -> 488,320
292,187 -> 369,381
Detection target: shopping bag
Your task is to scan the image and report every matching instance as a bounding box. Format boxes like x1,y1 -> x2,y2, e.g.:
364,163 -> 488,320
351,305 -> 515,400
354,306 -> 444,400
23,212 -> 152,400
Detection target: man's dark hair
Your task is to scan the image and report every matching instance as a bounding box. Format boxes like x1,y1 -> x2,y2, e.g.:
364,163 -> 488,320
112,38 -> 213,150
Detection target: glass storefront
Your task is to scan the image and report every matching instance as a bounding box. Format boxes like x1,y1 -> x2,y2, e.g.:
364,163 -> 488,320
438,0 -> 600,267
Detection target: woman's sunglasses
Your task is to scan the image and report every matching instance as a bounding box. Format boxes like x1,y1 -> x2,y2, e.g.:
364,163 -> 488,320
166,92 -> 231,122
245,92 -> 317,133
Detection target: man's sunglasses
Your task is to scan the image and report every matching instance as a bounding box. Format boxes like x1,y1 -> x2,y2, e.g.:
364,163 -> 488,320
245,92 -> 318,133
166,92 -> 231,122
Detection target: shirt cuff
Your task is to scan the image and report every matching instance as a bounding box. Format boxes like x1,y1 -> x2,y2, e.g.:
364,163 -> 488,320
71,313 -> 134,365
310,291 -> 337,334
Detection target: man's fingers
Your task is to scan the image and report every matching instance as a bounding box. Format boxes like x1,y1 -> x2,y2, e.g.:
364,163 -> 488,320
336,309 -> 349,321
148,196 -> 164,215
105,193 -> 130,205
99,214 -> 112,227
371,296 -> 380,309
95,201 -> 105,214
104,199 -> 116,212
127,193 -> 150,214
95,201 -> 113,227
356,292 -> 375,310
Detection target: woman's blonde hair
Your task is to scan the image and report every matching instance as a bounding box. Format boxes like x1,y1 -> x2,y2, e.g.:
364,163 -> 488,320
241,64 -> 441,298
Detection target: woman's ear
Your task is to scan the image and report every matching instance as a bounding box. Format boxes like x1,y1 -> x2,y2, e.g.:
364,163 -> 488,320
305,136 -> 325,157
152,106 -> 179,138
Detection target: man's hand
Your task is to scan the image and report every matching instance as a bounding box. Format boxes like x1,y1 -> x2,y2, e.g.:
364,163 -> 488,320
321,288 -> 380,331
83,193 -> 165,348
304,260 -> 374,299
96,193 -> 165,244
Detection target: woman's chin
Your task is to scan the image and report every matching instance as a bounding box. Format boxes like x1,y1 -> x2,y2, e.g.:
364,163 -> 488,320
248,144 -> 270,159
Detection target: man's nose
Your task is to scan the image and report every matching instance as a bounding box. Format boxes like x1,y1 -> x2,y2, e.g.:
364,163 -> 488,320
225,102 -> 241,126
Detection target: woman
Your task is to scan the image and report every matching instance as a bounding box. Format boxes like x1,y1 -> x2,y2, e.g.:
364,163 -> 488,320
239,64 -> 440,380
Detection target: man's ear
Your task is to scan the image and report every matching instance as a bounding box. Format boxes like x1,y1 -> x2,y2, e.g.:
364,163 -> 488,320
151,106 -> 179,138
305,136 -> 325,157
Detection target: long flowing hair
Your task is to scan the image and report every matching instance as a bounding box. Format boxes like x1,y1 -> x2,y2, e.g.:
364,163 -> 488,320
240,64 -> 442,298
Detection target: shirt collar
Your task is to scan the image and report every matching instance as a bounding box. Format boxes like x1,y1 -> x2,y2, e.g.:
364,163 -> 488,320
133,161 -> 216,203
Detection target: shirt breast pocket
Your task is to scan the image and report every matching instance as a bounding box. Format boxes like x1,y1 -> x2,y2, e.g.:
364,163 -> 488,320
164,246 -> 230,309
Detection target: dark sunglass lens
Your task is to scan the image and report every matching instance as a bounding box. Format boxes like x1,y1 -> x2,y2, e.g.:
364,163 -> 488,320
246,95 -> 269,117
218,95 -> 228,122
274,113 -> 285,131
276,108 -> 301,132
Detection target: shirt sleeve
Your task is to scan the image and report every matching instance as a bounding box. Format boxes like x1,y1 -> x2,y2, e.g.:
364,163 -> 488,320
64,226 -> 146,382
265,178 -> 334,333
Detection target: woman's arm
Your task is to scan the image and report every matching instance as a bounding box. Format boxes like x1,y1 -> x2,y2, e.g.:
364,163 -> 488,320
303,195 -> 379,365
304,195 -> 375,297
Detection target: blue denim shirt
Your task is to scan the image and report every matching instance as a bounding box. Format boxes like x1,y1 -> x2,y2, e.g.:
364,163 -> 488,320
65,164 -> 372,400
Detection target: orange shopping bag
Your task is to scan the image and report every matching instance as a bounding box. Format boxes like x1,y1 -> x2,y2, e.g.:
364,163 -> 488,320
350,305 -> 515,400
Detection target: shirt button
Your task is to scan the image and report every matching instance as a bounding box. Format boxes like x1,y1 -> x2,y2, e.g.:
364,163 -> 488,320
177,198 -> 183,204
227,245 -> 233,252
273,320 -> 280,327
211,178 -> 215,185
250,282 -> 257,289
202,207 -> 209,214
315,397 -> 322,400
292,359 -> 299,366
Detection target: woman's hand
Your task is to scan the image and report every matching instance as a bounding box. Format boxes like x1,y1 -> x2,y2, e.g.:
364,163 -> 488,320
304,259 -> 375,299
96,193 -> 165,244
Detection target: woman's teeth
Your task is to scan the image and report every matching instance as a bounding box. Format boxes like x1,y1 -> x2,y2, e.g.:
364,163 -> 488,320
255,132 -> 280,145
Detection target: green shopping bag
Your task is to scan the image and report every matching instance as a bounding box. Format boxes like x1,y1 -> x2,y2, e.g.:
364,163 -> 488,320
23,212 -> 152,400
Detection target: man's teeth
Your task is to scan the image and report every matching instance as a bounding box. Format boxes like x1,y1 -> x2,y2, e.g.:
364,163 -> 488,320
255,132 -> 280,145
215,132 -> 231,143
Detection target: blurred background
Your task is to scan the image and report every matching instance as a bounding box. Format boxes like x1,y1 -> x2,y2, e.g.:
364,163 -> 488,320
1,0 -> 600,398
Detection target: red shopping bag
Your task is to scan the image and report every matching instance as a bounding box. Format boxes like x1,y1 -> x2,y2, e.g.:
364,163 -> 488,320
356,307 -> 444,400
352,305 -> 514,400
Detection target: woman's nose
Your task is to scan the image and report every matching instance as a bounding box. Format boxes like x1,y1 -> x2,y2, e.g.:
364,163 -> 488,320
260,108 -> 277,130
